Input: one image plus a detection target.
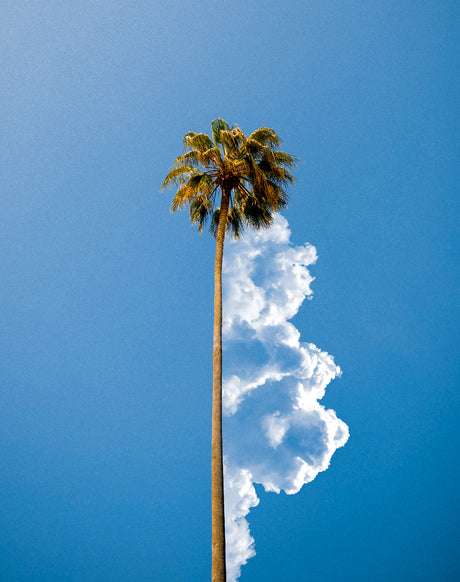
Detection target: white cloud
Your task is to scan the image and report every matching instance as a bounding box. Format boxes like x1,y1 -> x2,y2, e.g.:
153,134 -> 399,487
224,466 -> 259,582
222,215 -> 349,581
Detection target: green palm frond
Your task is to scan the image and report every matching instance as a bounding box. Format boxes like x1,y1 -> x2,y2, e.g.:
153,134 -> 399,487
190,195 -> 213,232
240,197 -> 273,230
219,127 -> 244,153
200,147 -> 222,166
189,173 -> 214,197
161,166 -> 196,189
272,150 -> 298,168
247,127 -> 281,148
184,132 -> 214,152
211,118 -> 231,147
172,150 -> 203,168
170,183 -> 195,211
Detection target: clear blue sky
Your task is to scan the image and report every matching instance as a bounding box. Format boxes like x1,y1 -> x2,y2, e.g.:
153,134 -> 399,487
1,1 -> 458,581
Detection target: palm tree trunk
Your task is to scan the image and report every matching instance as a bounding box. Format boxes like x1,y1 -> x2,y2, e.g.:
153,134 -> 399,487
212,190 -> 230,582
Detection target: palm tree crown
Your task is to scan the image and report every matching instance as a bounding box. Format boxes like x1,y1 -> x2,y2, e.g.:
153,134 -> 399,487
162,118 -> 297,236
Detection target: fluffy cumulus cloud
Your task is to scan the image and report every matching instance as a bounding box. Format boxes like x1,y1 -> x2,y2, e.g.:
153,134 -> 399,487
222,215 -> 349,582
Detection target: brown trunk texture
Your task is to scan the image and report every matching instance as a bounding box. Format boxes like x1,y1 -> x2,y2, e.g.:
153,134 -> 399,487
211,191 -> 230,582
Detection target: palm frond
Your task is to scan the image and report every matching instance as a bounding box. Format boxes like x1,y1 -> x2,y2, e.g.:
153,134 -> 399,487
219,127 -> 245,154
190,196 -> 213,232
172,150 -> 202,168
211,118 -> 230,146
184,132 -> 214,152
272,150 -> 298,168
161,165 -> 196,189
170,174 -> 213,212
188,172 -> 213,193
241,196 -> 274,230
200,147 -> 222,167
170,183 -> 196,211
247,127 -> 281,148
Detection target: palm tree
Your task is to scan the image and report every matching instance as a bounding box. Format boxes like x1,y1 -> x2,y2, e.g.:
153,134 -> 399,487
162,119 -> 297,581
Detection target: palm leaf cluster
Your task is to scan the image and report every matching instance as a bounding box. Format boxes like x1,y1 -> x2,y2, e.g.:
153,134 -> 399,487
162,118 -> 297,238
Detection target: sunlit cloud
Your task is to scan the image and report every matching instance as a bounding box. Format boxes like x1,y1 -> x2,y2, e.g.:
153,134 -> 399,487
222,215 -> 349,581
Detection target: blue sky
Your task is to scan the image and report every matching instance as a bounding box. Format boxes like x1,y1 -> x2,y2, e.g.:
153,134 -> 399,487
1,1 -> 458,581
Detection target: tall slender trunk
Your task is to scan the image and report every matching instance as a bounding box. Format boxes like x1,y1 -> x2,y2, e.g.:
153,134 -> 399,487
212,190 -> 230,582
